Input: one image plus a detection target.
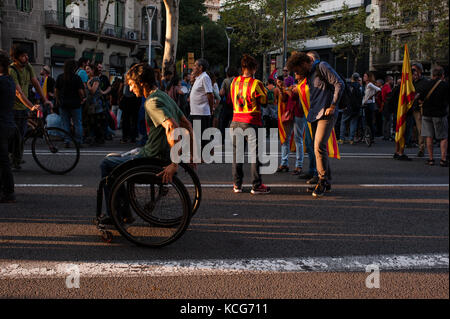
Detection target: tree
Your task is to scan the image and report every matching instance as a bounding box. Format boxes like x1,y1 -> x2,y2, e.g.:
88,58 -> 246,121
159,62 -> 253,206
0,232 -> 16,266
383,0 -> 449,66
327,3 -> 375,73
220,0 -> 320,58
161,0 -> 180,75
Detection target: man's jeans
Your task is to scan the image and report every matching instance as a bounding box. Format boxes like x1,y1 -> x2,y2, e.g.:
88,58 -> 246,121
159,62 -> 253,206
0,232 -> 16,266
60,107 -> 83,144
339,112 -> 358,141
311,115 -> 336,181
100,153 -> 141,215
230,121 -> 262,189
281,116 -> 305,168
304,125 -> 317,176
413,110 -> 425,152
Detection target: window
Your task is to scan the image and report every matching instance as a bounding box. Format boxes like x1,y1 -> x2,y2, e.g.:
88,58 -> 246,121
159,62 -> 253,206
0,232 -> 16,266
89,0 -> 100,33
115,1 -> 125,37
16,0 -> 32,12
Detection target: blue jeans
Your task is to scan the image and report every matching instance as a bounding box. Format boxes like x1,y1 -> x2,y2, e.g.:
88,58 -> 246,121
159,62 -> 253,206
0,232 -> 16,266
60,107 -> 83,144
281,116 -> 305,168
100,153 -> 141,215
304,125 -> 317,176
339,112 -> 358,141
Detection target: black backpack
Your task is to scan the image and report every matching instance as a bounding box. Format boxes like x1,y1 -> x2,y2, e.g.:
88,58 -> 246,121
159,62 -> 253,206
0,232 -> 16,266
345,81 -> 363,115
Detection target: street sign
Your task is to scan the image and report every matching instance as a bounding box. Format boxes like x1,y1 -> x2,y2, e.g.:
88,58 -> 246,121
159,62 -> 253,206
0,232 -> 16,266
188,52 -> 195,69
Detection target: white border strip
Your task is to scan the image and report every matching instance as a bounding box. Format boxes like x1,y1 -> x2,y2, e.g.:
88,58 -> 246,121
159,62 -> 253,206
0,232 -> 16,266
0,253 -> 447,278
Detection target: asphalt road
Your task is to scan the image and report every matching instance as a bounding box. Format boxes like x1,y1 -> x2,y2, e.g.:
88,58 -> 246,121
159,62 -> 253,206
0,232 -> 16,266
0,136 -> 448,300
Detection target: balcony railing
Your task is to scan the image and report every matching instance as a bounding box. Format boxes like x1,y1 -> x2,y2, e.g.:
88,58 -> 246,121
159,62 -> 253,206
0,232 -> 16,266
44,10 -> 140,42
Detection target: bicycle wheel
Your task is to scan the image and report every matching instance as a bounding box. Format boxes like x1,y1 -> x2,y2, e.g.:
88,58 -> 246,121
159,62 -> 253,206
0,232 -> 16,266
32,127 -> 80,175
110,166 -> 191,247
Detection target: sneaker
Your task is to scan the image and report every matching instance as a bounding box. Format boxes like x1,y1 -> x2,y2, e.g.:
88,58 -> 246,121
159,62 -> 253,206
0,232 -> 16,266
291,167 -> 303,175
337,139 -> 345,145
397,154 -> 412,161
349,140 -> 355,145
306,175 -> 319,185
251,184 -> 271,195
417,150 -> 424,157
307,181 -> 331,193
440,159 -> 449,167
393,153 -> 400,160
233,185 -> 243,193
312,180 -> 327,197
276,166 -> 289,173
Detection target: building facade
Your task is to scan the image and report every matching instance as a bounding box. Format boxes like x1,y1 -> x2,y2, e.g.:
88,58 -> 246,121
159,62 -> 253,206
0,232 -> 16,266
297,0 -> 371,79
205,0 -> 220,22
368,0 -> 449,77
1,0 -> 162,78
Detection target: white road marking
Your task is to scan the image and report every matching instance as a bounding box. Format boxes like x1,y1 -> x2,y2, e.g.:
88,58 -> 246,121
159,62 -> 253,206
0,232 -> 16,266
0,253 -> 447,279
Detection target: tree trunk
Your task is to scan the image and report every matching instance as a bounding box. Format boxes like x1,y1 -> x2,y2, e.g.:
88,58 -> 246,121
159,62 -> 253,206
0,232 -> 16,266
162,0 -> 180,75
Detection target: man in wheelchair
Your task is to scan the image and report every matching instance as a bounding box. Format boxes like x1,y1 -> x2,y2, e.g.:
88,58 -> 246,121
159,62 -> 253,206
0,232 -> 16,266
98,63 -> 194,226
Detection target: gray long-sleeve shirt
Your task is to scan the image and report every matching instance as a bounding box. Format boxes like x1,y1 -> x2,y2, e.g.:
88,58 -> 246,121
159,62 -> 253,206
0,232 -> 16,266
307,60 -> 344,122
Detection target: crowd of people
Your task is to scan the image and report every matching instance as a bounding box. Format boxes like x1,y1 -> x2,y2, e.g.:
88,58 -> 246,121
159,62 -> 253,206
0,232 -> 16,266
0,42 -> 448,206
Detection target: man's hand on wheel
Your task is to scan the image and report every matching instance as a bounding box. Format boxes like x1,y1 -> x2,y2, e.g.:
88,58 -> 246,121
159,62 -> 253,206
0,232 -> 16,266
157,163 -> 178,184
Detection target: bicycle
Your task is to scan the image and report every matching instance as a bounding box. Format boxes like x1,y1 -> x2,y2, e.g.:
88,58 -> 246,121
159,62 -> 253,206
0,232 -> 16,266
94,157 -> 202,247
22,110 -> 80,175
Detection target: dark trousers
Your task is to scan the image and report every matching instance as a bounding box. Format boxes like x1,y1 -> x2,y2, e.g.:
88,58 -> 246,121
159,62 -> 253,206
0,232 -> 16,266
364,103 -> 376,141
230,121 -> 262,189
190,114 -> 211,150
0,126 -> 15,196
219,106 -> 234,143
12,109 -> 28,165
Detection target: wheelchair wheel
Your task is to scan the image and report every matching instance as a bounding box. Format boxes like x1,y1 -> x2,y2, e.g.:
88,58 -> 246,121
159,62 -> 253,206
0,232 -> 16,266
31,127 -> 80,175
110,166 -> 191,248
177,163 -> 202,215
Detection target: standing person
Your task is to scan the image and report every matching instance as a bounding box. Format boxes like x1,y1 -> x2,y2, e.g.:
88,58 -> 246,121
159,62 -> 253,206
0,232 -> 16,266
209,72 -> 221,128
282,67 -> 295,87
303,51 -> 344,197
219,67 -> 238,141
9,44 -> 52,170
262,78 -> 277,137
85,63 -> 106,145
55,59 -> 85,146
230,54 -> 270,195
375,79 -> 384,137
189,59 -> 214,150
0,51 -> 18,203
362,71 -> 381,144
120,77 -> 141,144
110,77 -> 124,129
161,70 -> 173,92
37,65 -> 56,117
411,62 -> 429,157
418,67 -> 449,167
381,75 -> 394,141
338,73 -> 362,144
96,63 -> 113,140
76,58 -> 89,87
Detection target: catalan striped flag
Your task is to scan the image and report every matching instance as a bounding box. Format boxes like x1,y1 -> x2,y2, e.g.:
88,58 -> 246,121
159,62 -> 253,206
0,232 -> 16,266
230,76 -> 267,126
395,44 -> 416,151
297,78 -> 340,160
277,89 -> 296,152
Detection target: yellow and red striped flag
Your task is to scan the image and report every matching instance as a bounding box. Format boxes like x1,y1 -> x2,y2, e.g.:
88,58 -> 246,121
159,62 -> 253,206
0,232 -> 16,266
395,44 -> 416,151
297,78 -> 340,159
277,89 -> 296,152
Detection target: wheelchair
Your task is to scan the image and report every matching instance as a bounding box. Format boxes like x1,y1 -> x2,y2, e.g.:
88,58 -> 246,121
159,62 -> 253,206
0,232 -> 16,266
94,157 -> 202,248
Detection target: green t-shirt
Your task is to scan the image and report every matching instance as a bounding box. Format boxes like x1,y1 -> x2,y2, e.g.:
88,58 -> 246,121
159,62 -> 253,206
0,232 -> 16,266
139,89 -> 185,161
9,63 -> 36,111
